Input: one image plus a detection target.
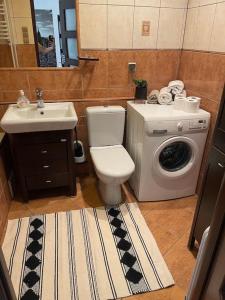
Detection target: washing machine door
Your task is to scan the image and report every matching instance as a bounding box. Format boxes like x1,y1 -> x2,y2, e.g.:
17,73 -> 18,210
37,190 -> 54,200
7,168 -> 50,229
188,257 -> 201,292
153,136 -> 199,179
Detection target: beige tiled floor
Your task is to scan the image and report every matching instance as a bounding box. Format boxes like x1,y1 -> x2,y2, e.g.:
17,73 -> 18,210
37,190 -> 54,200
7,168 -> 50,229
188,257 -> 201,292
8,176 -> 197,300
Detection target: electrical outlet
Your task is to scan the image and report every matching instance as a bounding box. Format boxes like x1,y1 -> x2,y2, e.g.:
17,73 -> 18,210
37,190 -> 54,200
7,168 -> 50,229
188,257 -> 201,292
128,62 -> 136,73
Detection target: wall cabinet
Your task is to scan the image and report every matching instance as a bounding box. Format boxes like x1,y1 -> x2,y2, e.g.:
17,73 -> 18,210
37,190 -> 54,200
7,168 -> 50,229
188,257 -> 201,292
9,130 -> 76,201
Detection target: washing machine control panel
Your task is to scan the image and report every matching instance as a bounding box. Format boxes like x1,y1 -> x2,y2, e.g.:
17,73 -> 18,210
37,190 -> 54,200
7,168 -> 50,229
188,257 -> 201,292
146,118 -> 209,135
189,119 -> 208,130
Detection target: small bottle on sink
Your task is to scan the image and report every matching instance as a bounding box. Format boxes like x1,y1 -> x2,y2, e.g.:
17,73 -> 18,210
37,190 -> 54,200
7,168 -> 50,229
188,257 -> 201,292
17,90 -> 30,108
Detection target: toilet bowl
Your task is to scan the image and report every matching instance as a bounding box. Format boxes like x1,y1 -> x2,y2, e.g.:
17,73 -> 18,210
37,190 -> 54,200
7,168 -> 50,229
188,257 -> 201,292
90,145 -> 135,206
86,105 -> 135,206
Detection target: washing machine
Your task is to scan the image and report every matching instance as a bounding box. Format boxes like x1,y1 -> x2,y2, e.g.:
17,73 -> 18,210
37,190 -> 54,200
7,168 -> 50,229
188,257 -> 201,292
126,101 -> 211,201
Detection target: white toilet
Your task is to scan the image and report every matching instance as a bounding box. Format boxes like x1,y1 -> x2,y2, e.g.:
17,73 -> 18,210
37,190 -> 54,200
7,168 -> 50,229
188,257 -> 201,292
86,106 -> 135,206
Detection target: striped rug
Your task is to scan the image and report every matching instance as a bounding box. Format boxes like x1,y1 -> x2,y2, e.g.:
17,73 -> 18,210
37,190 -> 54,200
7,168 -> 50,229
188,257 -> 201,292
3,203 -> 174,300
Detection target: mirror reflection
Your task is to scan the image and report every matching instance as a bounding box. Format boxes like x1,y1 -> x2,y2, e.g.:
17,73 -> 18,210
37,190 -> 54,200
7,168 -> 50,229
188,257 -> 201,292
0,0 -> 79,68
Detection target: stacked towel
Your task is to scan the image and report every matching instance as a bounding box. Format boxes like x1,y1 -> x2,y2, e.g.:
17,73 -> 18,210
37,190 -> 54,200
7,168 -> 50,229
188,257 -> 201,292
147,90 -> 159,104
158,87 -> 173,105
177,89 -> 187,97
168,80 -> 185,96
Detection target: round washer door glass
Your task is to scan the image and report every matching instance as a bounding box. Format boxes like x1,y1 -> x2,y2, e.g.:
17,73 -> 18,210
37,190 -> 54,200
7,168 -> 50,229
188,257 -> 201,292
159,141 -> 192,172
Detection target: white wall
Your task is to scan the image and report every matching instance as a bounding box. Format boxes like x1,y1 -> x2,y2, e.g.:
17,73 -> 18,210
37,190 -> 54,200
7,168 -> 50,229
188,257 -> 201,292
79,0 -> 188,49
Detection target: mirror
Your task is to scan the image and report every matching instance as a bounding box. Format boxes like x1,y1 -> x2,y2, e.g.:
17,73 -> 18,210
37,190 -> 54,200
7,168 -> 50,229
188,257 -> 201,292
0,0 -> 79,68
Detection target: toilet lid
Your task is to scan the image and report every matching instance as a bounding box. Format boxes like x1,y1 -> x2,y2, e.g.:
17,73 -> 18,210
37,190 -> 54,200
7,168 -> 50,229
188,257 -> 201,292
90,145 -> 135,178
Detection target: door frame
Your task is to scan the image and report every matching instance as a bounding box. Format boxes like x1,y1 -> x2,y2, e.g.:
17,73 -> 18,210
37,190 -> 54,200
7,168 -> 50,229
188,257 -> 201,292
187,173 -> 225,299
0,248 -> 16,300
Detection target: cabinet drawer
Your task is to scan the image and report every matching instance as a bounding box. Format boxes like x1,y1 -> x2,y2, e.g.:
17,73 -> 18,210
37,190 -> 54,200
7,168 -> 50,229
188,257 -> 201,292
11,131 -> 70,145
17,143 -> 67,164
23,159 -> 68,175
26,173 -> 69,190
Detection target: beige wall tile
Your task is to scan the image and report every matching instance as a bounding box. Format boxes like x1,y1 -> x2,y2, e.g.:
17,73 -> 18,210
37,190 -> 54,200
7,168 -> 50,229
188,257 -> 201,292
183,8 -> 198,49
209,2 -> 225,52
157,8 -> 186,49
108,6 -> 134,49
13,17 -> 34,44
79,0 -> 107,3
108,0 -> 134,5
11,0 -> 32,18
133,6 -> 159,49
135,0 -> 160,7
79,4 -> 107,49
161,0 -> 188,8
188,0 -> 199,8
195,4 -> 216,51
199,0 -> 218,6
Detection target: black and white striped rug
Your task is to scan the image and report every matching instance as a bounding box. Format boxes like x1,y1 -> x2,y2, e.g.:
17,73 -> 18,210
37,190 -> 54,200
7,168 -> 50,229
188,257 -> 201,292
3,203 -> 174,300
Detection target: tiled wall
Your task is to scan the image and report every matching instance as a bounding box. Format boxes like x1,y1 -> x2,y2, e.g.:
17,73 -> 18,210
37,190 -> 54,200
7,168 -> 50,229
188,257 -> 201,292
180,0 -> 225,193
7,0 -> 34,45
0,0 -> 224,224
0,0 -> 185,230
0,49 -> 181,102
79,0 -> 188,49
184,0 -> 225,52
0,49 -> 181,175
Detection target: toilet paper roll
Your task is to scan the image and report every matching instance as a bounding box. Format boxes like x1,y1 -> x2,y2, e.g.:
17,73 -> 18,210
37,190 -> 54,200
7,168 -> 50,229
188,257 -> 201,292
185,96 -> 201,113
173,95 -> 186,111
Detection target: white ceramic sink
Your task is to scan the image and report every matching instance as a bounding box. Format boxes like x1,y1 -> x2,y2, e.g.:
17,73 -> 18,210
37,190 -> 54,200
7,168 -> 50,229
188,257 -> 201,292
0,102 -> 78,133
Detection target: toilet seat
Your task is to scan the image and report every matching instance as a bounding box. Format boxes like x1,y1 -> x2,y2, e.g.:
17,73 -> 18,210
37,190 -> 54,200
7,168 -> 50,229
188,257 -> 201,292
90,145 -> 135,178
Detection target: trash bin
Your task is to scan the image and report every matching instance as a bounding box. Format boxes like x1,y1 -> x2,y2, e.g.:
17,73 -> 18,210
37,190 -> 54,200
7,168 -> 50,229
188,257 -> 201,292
74,140 -> 86,163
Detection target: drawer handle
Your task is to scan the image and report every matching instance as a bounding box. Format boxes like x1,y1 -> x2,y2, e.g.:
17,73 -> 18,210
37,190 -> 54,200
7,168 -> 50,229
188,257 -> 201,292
43,165 -> 50,169
218,162 -> 225,168
45,180 -> 52,183
41,150 -> 48,154
60,138 -> 67,142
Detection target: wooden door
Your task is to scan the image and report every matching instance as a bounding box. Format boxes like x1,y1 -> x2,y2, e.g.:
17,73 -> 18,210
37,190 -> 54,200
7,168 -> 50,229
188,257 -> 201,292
59,0 -> 78,67
214,84 -> 225,153
193,146 -> 225,244
0,248 -> 16,300
202,222 -> 225,300
187,174 -> 225,300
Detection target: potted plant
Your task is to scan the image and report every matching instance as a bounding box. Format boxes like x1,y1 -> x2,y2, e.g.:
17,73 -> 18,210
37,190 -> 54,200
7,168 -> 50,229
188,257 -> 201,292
133,79 -> 148,100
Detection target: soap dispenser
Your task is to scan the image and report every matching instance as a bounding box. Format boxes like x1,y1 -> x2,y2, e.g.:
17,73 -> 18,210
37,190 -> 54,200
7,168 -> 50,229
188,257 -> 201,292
17,90 -> 30,108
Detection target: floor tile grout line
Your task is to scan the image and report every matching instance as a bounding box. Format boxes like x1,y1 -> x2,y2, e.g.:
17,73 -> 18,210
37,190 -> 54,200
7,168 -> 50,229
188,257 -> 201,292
163,230 -> 192,257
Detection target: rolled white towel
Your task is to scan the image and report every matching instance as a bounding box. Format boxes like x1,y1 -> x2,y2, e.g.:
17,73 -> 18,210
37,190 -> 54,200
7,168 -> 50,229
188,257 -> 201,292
158,87 -> 173,105
168,80 -> 184,95
161,87 -> 172,93
177,89 -> 187,97
147,90 -> 159,104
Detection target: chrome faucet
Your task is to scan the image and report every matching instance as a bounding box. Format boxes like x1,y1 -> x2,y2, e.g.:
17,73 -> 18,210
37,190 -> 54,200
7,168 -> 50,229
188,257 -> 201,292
35,88 -> 45,108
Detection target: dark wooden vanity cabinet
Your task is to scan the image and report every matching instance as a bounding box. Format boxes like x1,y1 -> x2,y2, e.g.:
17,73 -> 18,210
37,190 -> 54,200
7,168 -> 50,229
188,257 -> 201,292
189,86 -> 225,248
9,130 -> 76,201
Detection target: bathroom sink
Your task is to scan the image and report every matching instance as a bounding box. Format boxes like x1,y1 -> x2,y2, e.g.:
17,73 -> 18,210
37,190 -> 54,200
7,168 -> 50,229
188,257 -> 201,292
0,102 -> 78,133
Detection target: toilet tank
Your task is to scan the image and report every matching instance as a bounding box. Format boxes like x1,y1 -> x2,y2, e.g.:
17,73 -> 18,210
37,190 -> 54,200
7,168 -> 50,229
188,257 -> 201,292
86,106 -> 125,147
